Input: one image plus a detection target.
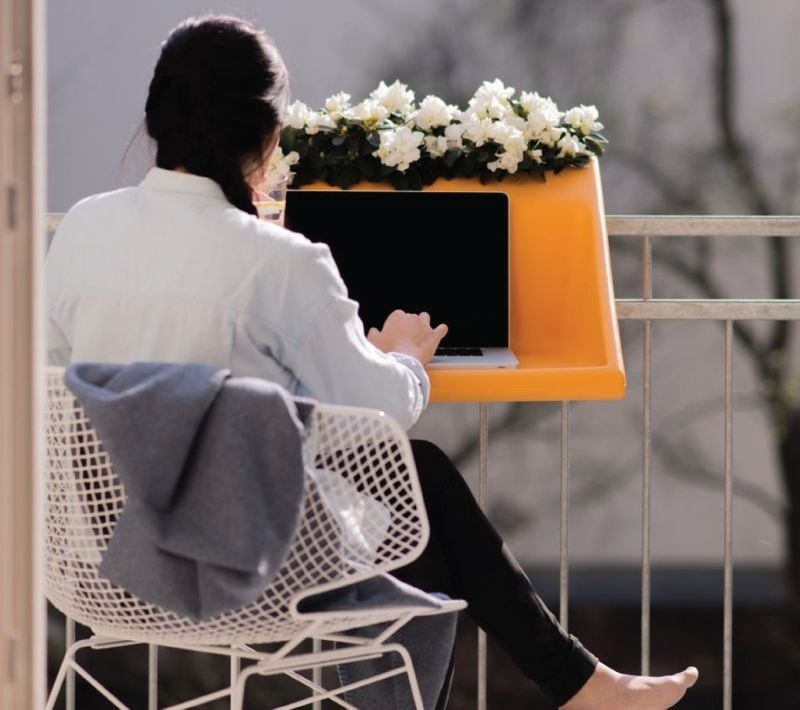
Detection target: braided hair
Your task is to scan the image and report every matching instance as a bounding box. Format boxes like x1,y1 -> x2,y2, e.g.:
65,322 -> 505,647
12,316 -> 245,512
145,15 -> 288,215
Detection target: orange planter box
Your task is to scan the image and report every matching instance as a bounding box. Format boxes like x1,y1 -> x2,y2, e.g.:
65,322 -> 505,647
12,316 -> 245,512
294,158 -> 625,403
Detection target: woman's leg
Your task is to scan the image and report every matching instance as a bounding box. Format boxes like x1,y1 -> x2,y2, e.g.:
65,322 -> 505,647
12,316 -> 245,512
396,439 -> 698,709
395,439 -> 597,705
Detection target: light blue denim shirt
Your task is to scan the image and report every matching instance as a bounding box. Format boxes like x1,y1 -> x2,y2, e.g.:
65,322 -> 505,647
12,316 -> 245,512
46,168 -> 429,430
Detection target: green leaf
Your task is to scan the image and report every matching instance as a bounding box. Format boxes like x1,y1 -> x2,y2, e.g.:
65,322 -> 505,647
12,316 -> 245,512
407,169 -> 423,191
390,172 -> 410,190
458,153 -> 478,177
356,156 -> 378,179
307,151 -> 325,174
444,148 -> 461,168
338,165 -> 360,189
347,135 -> 362,153
584,142 -> 605,157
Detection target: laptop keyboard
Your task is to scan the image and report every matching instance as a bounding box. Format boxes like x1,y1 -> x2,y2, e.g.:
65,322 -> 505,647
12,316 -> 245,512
435,347 -> 484,357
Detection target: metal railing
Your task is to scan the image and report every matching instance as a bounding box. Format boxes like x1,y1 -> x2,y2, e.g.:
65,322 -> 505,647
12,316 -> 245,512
46,214 -> 800,709
540,215 -> 799,710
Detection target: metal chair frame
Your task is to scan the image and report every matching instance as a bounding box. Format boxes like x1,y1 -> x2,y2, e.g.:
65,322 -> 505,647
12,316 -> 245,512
44,367 -> 464,709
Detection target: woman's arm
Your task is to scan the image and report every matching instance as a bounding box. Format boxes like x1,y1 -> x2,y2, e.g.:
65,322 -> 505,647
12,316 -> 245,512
289,295 -> 430,429
250,237 -> 442,430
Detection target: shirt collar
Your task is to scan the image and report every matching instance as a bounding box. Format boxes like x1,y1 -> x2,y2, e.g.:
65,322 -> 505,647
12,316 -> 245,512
140,167 -> 229,203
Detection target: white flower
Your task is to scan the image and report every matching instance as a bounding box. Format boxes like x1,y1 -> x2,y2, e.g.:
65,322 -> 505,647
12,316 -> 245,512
370,80 -> 416,115
519,91 -> 564,144
412,95 -> 459,131
488,150 -> 523,174
468,79 -> 516,120
376,126 -> 425,172
424,135 -> 449,158
461,115 -> 495,147
343,99 -> 390,128
556,133 -> 585,158
537,124 -> 565,148
519,91 -> 561,123
266,146 -> 300,185
324,92 -> 351,120
488,122 -> 526,155
471,79 -> 515,106
528,147 -> 543,164
444,122 -> 466,149
468,98 -> 509,121
563,104 -> 604,135
304,111 -> 337,135
503,112 -> 526,131
285,101 -> 311,130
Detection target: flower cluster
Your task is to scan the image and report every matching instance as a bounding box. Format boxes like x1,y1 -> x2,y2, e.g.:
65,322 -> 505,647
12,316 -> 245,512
276,79 -> 606,190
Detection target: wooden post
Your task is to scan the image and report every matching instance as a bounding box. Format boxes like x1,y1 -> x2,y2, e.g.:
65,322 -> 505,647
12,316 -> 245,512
0,0 -> 46,707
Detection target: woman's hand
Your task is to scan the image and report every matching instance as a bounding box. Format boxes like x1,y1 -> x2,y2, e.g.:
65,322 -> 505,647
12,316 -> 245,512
367,310 -> 448,366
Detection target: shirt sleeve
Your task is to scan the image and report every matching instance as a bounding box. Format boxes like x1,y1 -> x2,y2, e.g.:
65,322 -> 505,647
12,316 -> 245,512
262,239 -> 429,430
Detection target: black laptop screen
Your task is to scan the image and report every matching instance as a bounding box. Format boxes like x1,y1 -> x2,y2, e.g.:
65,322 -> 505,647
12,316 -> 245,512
284,190 -> 509,348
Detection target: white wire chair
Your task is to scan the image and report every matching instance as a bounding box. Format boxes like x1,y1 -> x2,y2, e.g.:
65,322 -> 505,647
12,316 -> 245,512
44,366 -> 465,709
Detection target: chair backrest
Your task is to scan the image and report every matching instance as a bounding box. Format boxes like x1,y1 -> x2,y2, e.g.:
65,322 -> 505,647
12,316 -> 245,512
44,366 -> 429,645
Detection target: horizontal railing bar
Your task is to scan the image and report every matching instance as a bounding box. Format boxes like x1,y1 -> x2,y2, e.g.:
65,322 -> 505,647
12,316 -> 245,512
617,299 -> 800,320
46,213 -> 800,238
607,215 -> 800,237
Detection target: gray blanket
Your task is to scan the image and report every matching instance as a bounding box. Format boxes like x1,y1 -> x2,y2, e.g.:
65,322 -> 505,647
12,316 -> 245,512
65,362 -> 312,620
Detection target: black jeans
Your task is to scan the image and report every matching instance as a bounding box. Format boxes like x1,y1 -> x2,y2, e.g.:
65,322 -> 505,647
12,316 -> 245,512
394,440 -> 598,708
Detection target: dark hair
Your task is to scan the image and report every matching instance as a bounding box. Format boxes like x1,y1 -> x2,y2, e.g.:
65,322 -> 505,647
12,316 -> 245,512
145,15 -> 288,215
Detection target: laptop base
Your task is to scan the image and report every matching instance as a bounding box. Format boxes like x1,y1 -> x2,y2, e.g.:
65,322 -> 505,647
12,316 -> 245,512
427,347 -> 519,370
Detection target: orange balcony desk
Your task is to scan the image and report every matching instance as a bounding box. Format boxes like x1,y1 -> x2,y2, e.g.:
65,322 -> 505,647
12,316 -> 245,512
299,158 -> 625,403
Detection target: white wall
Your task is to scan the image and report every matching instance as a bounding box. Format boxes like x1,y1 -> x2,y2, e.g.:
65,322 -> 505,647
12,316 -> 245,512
47,0 -> 435,211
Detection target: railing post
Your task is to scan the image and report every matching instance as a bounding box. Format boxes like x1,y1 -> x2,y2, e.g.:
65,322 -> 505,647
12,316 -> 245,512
477,403 -> 488,710
65,617 -> 75,710
640,234 -> 653,675
559,402 -> 570,630
723,320 -> 734,710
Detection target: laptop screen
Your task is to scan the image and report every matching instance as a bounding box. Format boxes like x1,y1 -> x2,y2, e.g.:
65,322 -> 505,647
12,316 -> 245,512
284,190 -> 509,348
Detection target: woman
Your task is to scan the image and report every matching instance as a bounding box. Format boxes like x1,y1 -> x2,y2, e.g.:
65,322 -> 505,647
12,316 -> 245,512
46,15 -> 698,709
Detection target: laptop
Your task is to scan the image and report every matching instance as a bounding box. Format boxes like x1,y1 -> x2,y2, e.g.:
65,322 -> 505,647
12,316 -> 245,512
284,190 -> 518,369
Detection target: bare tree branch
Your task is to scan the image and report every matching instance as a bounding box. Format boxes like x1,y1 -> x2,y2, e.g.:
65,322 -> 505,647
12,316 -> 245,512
449,402 -> 558,468
706,0 -> 773,214
612,149 -> 704,212
652,427 -> 785,520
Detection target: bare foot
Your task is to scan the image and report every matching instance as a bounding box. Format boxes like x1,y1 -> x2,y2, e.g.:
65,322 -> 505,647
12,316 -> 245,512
562,662 -> 699,709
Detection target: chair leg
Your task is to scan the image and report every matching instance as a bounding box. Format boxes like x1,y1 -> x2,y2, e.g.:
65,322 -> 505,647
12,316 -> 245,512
232,664 -> 255,710
148,644 -> 158,710
232,643 -> 424,710
45,638 -> 97,710
384,642 -> 425,710
230,647 -> 241,710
